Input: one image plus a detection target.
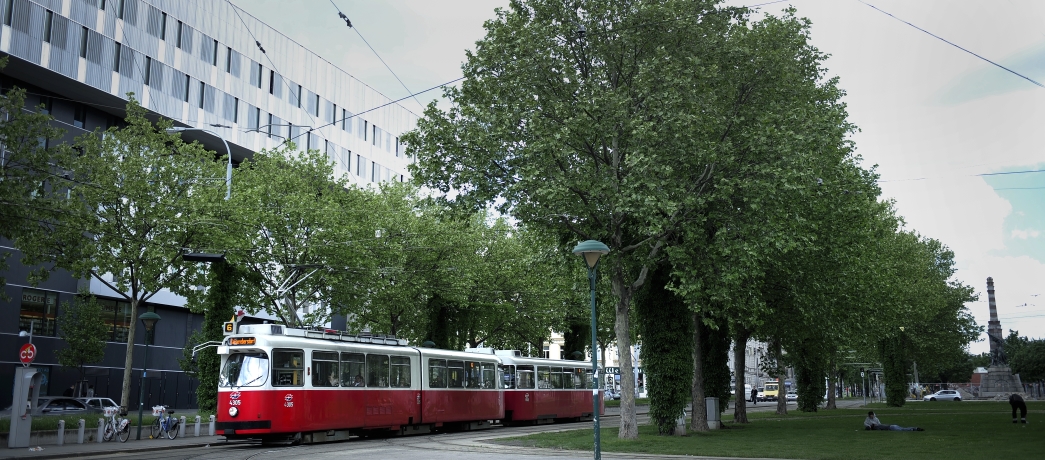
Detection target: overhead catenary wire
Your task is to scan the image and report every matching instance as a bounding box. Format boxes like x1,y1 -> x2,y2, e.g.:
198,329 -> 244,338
856,0 -> 1045,89
225,0 -> 326,142
327,0 -> 425,112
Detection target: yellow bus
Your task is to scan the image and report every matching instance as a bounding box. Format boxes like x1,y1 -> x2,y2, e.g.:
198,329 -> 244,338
763,379 -> 780,401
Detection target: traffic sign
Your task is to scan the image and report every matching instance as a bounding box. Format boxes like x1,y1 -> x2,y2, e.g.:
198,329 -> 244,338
19,343 -> 36,366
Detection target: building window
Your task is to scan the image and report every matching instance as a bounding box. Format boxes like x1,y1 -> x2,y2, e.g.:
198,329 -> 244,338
42,10 -> 52,43
160,12 -> 166,40
80,27 -> 88,58
295,84 -> 302,108
144,57 -> 152,85
225,46 -> 233,73
371,161 -> 376,182
356,155 -> 363,177
211,39 -> 218,66
313,94 -> 320,117
269,70 -> 275,95
39,96 -> 52,115
19,288 -> 58,337
198,82 -> 205,109
251,61 -> 262,88
113,42 -> 121,72
247,105 -> 259,131
115,0 -> 124,19
73,105 -> 87,129
97,298 -> 132,342
4,0 -> 13,26
543,345 -> 550,359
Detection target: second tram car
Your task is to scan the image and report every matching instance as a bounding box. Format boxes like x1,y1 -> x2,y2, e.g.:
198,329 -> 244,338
494,351 -> 604,424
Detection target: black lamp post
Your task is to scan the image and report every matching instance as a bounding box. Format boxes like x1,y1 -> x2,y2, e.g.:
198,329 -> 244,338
572,239 -> 609,460
136,311 -> 161,440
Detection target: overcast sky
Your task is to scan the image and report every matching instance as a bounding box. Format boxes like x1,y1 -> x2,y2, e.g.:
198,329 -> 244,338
233,0 -> 1045,354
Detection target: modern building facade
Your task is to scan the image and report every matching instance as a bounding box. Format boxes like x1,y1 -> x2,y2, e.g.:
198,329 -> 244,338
0,0 -> 418,409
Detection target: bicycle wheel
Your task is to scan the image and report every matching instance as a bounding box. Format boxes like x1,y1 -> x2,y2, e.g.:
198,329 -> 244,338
117,421 -> 130,442
103,422 -> 115,442
151,417 -> 162,439
166,418 -> 179,440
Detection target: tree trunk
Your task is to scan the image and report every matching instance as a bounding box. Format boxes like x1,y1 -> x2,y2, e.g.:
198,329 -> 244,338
775,342 -> 787,416
691,312 -> 708,431
733,329 -> 751,423
119,297 -> 140,410
611,269 -> 638,439
825,359 -> 838,410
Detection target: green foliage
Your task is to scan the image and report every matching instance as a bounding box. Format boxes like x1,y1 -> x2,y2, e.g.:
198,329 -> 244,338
1011,338 -> 1045,382
0,56 -> 68,290
180,261 -> 240,412
699,318 -> 732,411
224,145 -> 367,327
637,265 -> 693,434
55,289 -> 107,384
880,338 -> 908,407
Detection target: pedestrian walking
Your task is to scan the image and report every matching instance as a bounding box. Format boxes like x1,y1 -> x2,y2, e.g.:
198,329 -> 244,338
751,387 -> 758,406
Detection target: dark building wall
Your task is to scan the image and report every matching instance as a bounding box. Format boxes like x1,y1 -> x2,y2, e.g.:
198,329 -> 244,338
0,240 -> 206,409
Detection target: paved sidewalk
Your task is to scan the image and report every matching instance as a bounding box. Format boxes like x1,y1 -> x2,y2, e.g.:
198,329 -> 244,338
1,433 -> 228,460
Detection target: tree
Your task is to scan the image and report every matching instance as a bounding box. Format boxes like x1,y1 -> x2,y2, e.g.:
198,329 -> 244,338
224,145 -> 369,327
0,56 -> 67,290
404,0 -> 784,438
18,99 -> 226,409
1011,339 -> 1045,383
56,289 -> 108,396
180,260 -> 242,413
636,264 -> 692,435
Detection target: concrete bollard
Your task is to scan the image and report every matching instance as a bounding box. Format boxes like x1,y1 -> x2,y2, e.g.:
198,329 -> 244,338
179,416 -> 186,438
194,415 -> 201,437
77,419 -> 85,444
208,415 -> 215,436
97,418 -> 104,443
57,420 -> 65,446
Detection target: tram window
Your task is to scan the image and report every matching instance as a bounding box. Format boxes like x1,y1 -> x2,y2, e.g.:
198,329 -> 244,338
481,362 -> 496,389
552,367 -> 564,389
537,366 -> 551,389
447,360 -> 464,388
272,349 -> 304,387
465,361 -> 480,388
219,352 -> 269,388
496,364 -> 505,389
587,370 -> 595,389
573,368 -> 586,389
341,352 -> 365,387
516,365 -> 535,389
428,359 -> 447,388
312,351 -> 339,387
500,365 -> 515,389
390,356 -> 411,388
367,354 -> 390,388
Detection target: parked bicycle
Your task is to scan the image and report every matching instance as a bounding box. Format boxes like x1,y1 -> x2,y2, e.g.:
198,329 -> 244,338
102,406 -> 130,443
150,405 -> 180,440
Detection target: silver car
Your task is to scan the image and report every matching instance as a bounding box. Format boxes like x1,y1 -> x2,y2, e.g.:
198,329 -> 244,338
76,397 -> 120,411
923,389 -> 961,401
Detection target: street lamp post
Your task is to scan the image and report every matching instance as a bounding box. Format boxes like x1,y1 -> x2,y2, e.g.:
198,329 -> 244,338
136,311 -> 161,440
166,127 -> 233,200
572,240 -> 610,460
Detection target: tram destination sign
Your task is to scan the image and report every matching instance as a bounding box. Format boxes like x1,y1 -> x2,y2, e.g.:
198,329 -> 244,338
229,337 -> 256,346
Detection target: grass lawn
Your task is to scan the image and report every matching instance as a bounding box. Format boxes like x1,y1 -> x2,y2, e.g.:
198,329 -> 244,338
497,401 -> 1044,459
604,397 -> 649,408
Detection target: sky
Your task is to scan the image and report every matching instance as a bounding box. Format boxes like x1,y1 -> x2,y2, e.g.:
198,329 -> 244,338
232,0 -> 1045,354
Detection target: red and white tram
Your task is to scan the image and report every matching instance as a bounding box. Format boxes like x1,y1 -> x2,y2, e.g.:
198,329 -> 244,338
215,324 -> 502,442
213,324 -> 603,443
495,351 -> 604,424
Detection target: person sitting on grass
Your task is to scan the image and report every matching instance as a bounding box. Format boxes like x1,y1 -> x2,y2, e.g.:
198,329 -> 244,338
864,411 -> 924,431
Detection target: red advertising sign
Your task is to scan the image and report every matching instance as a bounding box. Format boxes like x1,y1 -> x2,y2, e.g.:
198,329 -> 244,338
19,343 -> 36,366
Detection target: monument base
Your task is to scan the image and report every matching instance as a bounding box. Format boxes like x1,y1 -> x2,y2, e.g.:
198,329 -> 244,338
979,366 -> 1023,398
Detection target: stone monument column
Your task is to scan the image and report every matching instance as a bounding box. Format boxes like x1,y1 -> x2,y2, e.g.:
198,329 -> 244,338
986,277 -> 1006,365
980,277 -> 1023,398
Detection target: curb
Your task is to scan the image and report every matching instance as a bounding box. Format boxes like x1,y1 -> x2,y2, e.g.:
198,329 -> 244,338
3,438 -> 226,460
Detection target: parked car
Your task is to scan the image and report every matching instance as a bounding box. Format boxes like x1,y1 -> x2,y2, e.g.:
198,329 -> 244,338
923,389 -> 961,401
76,397 -> 120,411
786,392 -> 798,402
756,387 -> 765,402
604,389 -> 620,400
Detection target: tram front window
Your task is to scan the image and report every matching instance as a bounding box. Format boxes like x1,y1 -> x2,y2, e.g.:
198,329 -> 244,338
220,352 -> 269,388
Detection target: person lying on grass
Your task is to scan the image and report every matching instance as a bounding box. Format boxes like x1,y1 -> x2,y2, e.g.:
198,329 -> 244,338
864,411 -> 924,431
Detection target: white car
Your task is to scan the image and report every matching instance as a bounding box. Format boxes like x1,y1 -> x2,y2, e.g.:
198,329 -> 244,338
786,392 -> 798,402
923,389 -> 961,401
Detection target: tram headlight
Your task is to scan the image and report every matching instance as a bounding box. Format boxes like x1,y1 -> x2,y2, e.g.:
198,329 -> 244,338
228,406 -> 239,417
